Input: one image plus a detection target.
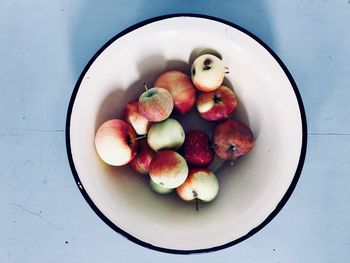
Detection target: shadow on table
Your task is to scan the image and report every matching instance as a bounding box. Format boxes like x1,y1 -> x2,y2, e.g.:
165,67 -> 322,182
69,0 -> 275,78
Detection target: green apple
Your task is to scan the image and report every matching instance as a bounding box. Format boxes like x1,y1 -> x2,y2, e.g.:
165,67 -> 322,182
147,118 -> 185,151
149,178 -> 173,194
176,168 -> 219,202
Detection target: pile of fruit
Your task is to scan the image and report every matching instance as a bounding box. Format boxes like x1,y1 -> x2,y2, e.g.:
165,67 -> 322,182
95,53 -> 254,209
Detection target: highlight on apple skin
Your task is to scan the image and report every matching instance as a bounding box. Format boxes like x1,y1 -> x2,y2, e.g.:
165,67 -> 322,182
147,118 -> 185,152
213,119 -> 254,161
149,178 -> 173,194
191,54 -> 225,92
176,168 -> 219,202
154,70 -> 196,114
95,119 -> 138,166
196,85 -> 238,121
149,150 -> 189,189
138,87 -> 174,122
129,139 -> 155,174
183,130 -> 214,168
124,100 -> 151,135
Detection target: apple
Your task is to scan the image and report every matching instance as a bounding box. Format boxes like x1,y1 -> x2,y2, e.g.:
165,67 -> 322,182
212,119 -> 254,162
196,85 -> 238,121
149,178 -> 173,194
191,54 -> 225,92
147,118 -> 185,151
176,168 -> 219,203
183,130 -> 214,168
124,100 -> 151,135
95,119 -> 138,166
138,87 -> 174,122
154,70 -> 196,114
129,139 -> 155,174
149,150 -> 189,189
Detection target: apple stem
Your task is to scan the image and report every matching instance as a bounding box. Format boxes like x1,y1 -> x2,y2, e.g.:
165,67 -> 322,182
193,190 -> 199,211
228,144 -> 236,166
229,149 -> 234,166
143,81 -> 148,91
132,135 -> 147,142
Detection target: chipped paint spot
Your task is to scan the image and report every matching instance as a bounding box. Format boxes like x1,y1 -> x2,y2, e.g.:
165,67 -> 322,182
77,182 -> 83,190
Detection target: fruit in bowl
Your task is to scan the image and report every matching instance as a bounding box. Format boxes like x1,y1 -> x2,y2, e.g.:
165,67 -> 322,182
191,54 -> 226,92
182,130 -> 214,168
129,139 -> 155,174
149,178 -> 173,195
177,169 -> 219,205
95,119 -> 138,166
94,52 -> 254,203
213,119 -> 254,162
124,100 -> 151,135
147,118 -> 185,151
196,85 -> 238,121
149,150 -> 189,189
154,70 -> 196,114
138,86 -> 174,122
93,46 -> 256,217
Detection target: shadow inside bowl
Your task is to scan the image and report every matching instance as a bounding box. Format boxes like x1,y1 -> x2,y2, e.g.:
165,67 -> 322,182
93,57 -> 263,220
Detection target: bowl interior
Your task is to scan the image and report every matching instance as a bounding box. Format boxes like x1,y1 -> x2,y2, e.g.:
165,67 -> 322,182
69,16 -> 303,251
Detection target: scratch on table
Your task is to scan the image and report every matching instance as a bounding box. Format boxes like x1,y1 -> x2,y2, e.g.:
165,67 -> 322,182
309,132 -> 350,136
0,129 -> 65,133
10,203 -> 63,231
21,159 -> 34,166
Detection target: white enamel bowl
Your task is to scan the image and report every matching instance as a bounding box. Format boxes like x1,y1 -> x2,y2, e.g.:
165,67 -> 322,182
66,14 -> 307,254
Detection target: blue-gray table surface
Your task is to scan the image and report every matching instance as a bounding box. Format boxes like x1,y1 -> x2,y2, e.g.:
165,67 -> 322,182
1,1 -> 349,262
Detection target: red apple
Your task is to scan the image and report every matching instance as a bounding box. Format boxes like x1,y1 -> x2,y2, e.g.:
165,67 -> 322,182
95,119 -> 138,166
129,139 -> 155,174
177,168 -> 219,202
138,87 -> 173,122
183,130 -> 214,168
191,54 -> 225,92
213,119 -> 254,161
124,100 -> 151,135
154,71 -> 196,114
149,150 -> 188,189
196,85 -> 237,121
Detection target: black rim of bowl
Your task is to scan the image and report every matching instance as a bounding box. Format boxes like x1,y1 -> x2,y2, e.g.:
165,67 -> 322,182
65,13 -> 308,254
